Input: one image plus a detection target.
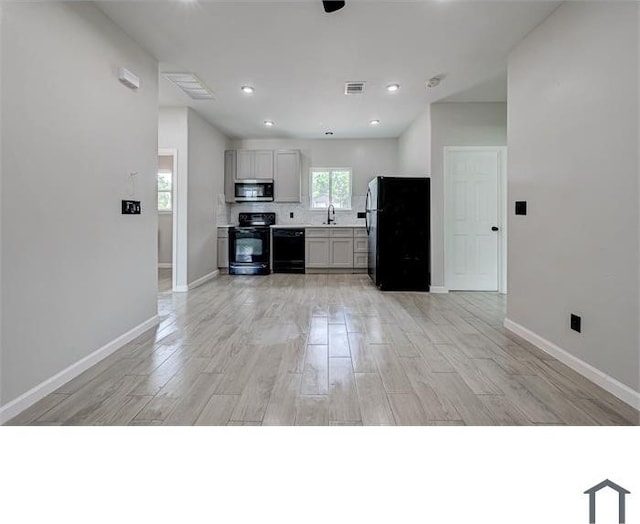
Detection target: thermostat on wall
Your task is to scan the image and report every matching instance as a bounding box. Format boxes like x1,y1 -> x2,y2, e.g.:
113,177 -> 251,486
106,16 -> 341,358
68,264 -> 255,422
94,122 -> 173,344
118,67 -> 140,90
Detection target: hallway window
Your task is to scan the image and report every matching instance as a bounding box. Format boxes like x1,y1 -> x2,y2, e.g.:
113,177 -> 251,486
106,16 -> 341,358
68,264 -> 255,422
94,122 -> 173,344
157,156 -> 173,212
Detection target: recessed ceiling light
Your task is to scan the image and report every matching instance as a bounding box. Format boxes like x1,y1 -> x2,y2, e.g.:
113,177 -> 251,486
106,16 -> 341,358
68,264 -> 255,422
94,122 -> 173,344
386,84 -> 400,92
370,119 -> 380,126
264,120 -> 275,127
241,85 -> 254,94
426,77 -> 441,88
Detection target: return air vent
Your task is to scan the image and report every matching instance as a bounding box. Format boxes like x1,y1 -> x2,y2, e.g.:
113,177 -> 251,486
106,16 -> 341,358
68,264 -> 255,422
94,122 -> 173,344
163,73 -> 214,100
344,81 -> 365,95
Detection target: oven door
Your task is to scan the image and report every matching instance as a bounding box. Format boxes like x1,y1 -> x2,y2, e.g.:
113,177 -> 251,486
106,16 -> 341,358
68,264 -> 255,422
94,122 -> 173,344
229,227 -> 270,275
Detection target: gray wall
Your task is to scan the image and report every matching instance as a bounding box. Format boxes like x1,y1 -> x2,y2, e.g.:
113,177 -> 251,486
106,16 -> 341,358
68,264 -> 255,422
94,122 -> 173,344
398,107 -> 431,177
159,107 -> 229,286
186,108 -> 227,283
430,102 -> 507,287
507,2 -> 639,392
1,3 -> 159,406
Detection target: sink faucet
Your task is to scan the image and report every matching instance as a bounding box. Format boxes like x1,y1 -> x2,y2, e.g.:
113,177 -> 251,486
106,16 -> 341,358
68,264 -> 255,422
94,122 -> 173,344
327,204 -> 336,225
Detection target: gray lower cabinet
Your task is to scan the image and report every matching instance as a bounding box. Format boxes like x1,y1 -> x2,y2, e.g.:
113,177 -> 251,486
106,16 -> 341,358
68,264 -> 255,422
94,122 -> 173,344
217,227 -> 229,269
329,237 -> 354,267
353,227 -> 368,269
305,228 -> 360,270
354,252 -> 368,268
305,237 -> 331,268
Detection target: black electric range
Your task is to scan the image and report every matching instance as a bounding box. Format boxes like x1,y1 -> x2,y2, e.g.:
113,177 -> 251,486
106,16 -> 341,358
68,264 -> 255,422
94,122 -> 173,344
228,212 -> 276,275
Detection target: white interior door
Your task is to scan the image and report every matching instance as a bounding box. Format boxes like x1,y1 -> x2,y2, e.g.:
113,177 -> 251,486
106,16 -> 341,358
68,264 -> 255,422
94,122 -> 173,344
445,147 -> 505,291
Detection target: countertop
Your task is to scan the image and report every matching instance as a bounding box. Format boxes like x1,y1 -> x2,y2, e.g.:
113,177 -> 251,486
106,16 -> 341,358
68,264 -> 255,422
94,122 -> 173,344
269,224 -> 365,229
218,223 -> 366,228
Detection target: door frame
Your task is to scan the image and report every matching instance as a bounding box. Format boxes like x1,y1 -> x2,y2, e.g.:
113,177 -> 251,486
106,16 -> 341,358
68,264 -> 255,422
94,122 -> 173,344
443,146 -> 507,294
158,148 -> 183,292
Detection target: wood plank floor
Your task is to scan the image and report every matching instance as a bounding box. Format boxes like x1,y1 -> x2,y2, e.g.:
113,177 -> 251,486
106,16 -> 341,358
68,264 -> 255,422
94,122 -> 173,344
7,272 -> 639,426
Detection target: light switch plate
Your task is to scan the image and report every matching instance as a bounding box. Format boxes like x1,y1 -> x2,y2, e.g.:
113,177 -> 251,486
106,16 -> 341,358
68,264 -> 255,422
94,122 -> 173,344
122,200 -> 141,215
515,201 -> 527,215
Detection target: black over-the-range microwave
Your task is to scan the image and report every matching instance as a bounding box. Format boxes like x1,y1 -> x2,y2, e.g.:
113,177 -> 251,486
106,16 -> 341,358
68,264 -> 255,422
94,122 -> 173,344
234,180 -> 274,202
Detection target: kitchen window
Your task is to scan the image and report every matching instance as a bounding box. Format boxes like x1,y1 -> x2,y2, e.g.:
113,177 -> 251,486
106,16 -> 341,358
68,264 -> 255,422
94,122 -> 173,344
310,168 -> 352,209
157,169 -> 172,212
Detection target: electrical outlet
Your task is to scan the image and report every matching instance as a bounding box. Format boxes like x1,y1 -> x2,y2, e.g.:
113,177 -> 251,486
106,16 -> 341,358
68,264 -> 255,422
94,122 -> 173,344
357,212 -> 366,219
515,201 -> 527,215
122,200 -> 141,215
570,314 -> 581,333
289,212 -> 294,218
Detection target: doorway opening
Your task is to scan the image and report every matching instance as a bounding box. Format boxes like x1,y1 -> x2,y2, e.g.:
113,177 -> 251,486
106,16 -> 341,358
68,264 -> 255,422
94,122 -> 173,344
444,146 -> 507,293
157,149 -> 177,292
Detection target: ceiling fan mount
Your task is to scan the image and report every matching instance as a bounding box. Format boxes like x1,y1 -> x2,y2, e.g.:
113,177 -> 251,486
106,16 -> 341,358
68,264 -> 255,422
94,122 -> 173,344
323,1 -> 346,14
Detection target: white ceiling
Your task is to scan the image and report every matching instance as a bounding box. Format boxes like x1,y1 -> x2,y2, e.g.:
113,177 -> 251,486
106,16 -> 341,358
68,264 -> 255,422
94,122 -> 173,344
96,1 -> 560,139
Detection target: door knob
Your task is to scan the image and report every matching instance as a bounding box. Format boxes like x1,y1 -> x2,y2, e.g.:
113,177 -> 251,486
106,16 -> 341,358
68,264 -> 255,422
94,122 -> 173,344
491,226 -> 499,231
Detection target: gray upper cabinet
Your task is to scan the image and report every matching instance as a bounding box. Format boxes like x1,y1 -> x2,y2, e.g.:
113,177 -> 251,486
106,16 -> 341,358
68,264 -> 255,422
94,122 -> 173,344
254,150 -> 274,179
274,150 -> 301,202
236,150 -> 273,180
224,150 -> 236,203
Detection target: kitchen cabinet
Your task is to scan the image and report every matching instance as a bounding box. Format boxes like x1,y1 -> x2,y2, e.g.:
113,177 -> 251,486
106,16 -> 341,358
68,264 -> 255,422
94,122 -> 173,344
305,227 -> 354,270
353,227 -> 368,269
274,150 -> 301,202
329,237 -> 354,267
236,150 -> 273,180
217,227 -> 229,270
305,237 -> 331,268
354,252 -> 368,268
224,150 -> 236,203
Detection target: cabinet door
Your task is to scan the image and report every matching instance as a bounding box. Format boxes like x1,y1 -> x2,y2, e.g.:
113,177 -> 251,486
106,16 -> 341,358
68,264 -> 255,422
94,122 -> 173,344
217,237 -> 229,268
330,238 -> 354,268
305,238 -> 330,268
254,150 -> 274,179
236,150 -> 254,179
224,150 -> 236,202
354,238 -> 368,253
354,253 -> 368,268
274,150 -> 301,202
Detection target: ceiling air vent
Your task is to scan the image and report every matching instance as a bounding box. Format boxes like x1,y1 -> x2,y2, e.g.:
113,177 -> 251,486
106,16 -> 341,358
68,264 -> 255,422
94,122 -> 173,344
344,82 -> 365,95
163,73 -> 214,100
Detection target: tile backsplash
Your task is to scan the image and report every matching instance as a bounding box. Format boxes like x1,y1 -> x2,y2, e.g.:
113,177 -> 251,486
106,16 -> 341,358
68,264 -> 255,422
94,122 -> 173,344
218,195 -> 367,226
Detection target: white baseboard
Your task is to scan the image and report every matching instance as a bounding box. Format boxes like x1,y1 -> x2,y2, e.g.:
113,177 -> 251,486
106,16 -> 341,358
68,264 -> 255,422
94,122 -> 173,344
158,263 -> 172,269
188,269 -> 219,290
0,315 -> 160,425
430,286 -> 449,294
504,318 -> 640,410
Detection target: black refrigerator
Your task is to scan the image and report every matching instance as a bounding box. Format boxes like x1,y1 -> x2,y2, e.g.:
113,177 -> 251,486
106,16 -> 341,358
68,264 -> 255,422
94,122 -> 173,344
365,176 -> 430,291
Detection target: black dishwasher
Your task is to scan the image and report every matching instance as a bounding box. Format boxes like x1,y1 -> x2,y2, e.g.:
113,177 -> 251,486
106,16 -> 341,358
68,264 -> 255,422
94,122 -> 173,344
272,228 -> 305,273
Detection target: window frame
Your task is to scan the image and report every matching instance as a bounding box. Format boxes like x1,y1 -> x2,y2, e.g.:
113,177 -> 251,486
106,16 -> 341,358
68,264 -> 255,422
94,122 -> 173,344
309,167 -> 353,211
157,168 -> 173,214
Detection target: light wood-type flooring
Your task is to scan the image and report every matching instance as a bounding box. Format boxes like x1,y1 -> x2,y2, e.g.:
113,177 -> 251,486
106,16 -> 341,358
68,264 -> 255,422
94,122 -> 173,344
7,271 -> 639,425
